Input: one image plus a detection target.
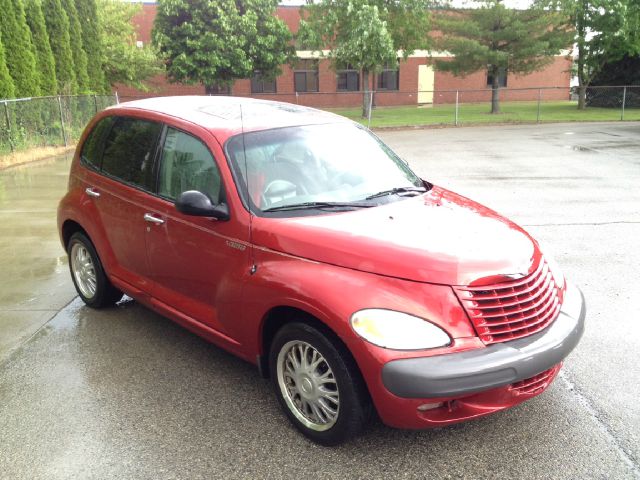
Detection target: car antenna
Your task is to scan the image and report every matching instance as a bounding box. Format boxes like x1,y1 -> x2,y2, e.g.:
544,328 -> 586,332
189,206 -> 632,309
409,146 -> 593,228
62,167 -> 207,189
240,102 -> 257,275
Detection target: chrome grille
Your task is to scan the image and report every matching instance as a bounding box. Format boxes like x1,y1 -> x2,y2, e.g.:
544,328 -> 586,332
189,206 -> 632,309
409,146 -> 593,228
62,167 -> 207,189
454,259 -> 561,344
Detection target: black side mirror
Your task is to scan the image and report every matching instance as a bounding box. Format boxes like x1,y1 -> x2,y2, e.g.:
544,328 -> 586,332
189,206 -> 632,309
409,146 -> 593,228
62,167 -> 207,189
175,190 -> 230,221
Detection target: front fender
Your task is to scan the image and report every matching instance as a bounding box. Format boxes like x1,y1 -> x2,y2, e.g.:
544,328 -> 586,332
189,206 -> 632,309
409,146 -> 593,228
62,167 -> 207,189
238,247 -> 478,365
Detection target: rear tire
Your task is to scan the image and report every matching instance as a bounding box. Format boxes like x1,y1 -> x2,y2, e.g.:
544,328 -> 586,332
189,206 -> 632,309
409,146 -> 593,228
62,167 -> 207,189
67,232 -> 123,308
269,322 -> 370,446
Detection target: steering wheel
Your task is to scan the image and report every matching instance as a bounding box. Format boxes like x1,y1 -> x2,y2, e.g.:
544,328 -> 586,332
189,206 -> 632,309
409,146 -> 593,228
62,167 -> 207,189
262,179 -> 298,207
328,170 -> 362,189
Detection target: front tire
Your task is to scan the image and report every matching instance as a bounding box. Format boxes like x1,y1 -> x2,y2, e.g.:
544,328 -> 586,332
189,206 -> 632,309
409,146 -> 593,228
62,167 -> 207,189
269,322 -> 370,446
67,232 -> 123,308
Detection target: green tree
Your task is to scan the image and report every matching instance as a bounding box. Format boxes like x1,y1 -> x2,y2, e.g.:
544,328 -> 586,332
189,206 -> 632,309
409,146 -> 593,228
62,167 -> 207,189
434,0 -> 571,114
60,0 -> 90,92
98,0 -> 163,91
24,0 -> 58,95
536,0 -> 640,109
0,0 -> 40,97
624,3 -> 640,56
43,0 -> 77,93
0,33 -> 16,99
298,0 -> 431,118
75,0 -> 105,92
591,55 -> 640,87
152,0 -> 294,94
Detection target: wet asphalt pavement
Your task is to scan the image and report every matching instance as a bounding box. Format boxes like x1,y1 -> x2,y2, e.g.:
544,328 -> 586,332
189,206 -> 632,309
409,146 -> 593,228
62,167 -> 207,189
0,157 -> 76,362
1,122 -> 639,479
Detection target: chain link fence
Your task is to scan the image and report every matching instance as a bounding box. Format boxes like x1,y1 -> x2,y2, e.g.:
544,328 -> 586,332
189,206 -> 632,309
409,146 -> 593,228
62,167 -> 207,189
0,95 -> 117,155
353,86 -> 639,127
183,85 -> 635,127
2,87 -> 638,156
583,85 -> 640,111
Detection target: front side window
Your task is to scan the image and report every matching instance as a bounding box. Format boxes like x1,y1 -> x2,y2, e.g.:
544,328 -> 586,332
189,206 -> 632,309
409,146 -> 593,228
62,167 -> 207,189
226,123 -> 423,215
294,59 -> 319,93
80,116 -> 115,169
377,62 -> 399,91
101,117 -> 162,190
158,128 -> 222,204
336,64 -> 359,92
251,72 -> 277,94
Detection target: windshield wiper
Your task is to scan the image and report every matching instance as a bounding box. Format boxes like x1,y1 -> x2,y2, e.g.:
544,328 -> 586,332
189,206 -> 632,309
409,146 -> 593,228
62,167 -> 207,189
263,201 -> 375,212
365,186 -> 427,200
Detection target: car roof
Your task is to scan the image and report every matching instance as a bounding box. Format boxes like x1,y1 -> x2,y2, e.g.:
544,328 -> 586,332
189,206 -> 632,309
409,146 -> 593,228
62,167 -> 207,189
107,96 -> 352,139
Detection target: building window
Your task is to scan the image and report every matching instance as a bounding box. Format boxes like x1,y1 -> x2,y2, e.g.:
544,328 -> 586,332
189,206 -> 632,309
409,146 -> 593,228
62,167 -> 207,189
294,59 -> 319,92
377,63 -> 399,91
487,67 -> 508,87
251,72 -> 277,94
207,84 -> 231,95
336,64 -> 359,91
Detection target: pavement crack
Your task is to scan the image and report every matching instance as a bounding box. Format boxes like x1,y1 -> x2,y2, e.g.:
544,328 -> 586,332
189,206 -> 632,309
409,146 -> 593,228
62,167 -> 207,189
559,370 -> 640,478
523,221 -> 640,227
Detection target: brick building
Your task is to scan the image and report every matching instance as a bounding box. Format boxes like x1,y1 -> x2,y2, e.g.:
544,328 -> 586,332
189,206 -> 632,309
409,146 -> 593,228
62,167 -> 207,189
120,3 -> 572,107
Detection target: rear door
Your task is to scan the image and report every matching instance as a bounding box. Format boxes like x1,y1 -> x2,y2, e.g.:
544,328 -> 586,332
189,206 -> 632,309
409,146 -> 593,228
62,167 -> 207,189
143,126 -> 250,337
86,116 -> 163,294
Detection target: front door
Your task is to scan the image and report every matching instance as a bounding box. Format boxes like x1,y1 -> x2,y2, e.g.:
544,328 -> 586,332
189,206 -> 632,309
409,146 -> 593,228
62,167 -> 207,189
143,126 -> 249,337
418,65 -> 435,104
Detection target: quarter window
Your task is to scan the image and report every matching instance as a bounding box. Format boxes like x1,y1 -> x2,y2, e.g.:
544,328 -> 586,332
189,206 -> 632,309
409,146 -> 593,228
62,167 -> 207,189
101,117 -> 161,190
80,116 -> 115,169
294,59 -> 319,93
158,128 -> 223,204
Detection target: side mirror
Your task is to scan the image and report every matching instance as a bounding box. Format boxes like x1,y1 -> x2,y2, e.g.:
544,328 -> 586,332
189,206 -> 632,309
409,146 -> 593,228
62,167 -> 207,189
175,190 -> 230,221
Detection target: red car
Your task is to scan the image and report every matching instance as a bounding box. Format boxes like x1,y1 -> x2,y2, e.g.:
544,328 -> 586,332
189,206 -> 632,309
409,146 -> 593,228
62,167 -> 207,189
58,97 -> 585,445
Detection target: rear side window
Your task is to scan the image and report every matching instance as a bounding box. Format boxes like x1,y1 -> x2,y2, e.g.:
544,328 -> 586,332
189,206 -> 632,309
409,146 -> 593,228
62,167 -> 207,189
158,128 -> 223,204
101,117 -> 162,190
80,116 -> 115,169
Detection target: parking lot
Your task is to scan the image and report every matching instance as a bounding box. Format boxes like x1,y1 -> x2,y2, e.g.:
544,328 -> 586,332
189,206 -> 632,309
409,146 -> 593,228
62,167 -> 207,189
1,122 -> 639,479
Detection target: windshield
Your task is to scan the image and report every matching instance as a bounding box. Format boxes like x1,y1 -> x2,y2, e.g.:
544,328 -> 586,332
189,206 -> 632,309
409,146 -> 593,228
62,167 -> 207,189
226,123 -> 425,215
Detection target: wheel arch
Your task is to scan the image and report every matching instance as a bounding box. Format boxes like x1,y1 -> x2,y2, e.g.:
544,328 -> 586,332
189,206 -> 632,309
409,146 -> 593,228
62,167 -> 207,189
61,219 -> 89,250
258,305 -> 359,382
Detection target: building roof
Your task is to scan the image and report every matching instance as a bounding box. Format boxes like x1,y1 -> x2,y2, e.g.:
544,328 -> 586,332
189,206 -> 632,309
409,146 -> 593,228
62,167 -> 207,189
109,95 -> 350,138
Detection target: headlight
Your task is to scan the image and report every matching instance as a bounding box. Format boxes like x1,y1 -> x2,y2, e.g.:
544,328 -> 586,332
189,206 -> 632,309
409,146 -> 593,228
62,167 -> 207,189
350,309 -> 451,350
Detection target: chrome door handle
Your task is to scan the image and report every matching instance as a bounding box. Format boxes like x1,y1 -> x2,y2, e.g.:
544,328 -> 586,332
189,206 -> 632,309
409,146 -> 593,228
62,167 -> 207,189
85,187 -> 100,198
143,213 -> 165,225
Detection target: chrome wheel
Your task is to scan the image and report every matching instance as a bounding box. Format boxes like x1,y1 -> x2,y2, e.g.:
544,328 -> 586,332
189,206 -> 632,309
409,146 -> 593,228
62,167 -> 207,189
70,242 -> 97,299
276,340 -> 340,431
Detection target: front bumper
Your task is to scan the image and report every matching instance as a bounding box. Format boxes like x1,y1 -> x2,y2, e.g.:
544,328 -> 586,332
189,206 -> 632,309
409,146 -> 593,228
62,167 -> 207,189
382,281 -> 586,399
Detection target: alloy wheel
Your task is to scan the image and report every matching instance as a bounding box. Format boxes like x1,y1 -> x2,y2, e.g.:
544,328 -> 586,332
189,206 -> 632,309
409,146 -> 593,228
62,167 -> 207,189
276,340 -> 340,431
70,242 -> 97,299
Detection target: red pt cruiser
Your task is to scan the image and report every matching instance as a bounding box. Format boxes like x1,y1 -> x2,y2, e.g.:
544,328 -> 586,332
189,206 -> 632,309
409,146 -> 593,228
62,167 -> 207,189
58,97 -> 585,445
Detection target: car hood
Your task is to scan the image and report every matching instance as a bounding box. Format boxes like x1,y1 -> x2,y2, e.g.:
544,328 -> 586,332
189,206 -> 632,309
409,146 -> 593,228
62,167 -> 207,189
251,186 -> 538,285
